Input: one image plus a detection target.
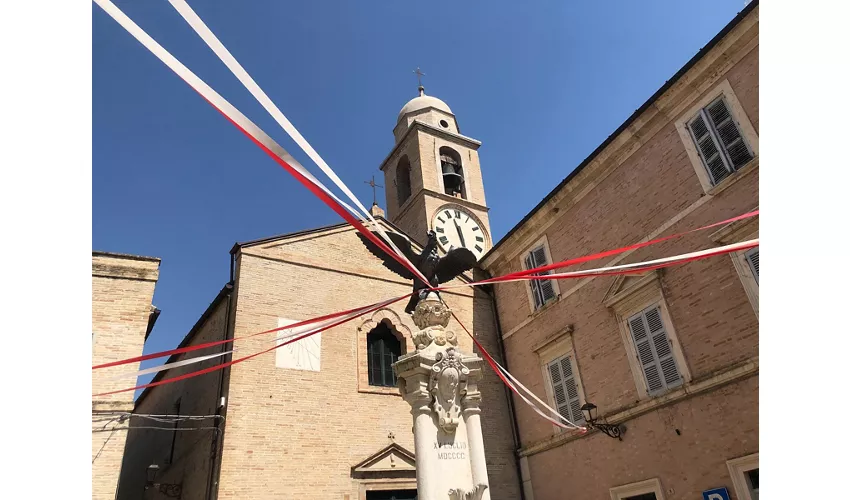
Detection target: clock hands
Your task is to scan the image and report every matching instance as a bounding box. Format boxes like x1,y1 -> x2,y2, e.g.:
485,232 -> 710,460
453,219 -> 467,248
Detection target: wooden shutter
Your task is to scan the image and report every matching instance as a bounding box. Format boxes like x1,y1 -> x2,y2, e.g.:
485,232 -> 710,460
628,305 -> 682,396
525,253 -> 543,309
688,113 -> 731,184
688,96 -> 753,186
705,98 -> 753,169
745,247 -> 759,284
547,355 -> 583,424
527,245 -> 556,310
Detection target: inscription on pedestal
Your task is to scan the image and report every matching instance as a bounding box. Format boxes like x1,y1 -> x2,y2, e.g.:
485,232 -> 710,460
434,439 -> 468,460
395,294 -> 490,500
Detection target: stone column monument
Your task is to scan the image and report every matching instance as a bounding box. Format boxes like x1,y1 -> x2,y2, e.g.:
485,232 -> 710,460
394,293 -> 490,500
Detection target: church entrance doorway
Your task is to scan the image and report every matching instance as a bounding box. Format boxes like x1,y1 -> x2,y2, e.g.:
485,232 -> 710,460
366,489 -> 417,500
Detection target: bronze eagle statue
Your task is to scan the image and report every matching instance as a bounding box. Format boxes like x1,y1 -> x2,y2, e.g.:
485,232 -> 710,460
357,229 -> 477,313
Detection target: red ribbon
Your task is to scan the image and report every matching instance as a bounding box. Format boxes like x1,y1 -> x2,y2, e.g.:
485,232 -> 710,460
93,296 -> 407,370
196,93 -> 427,286
483,210 -> 758,282
93,294 -> 408,397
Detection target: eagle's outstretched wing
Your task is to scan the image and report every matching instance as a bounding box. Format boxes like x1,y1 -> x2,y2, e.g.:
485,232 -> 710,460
355,231 -> 418,280
435,248 -> 477,284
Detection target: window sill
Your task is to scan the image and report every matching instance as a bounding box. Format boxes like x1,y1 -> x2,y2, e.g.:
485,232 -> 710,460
529,295 -> 560,318
706,157 -> 758,197
358,386 -> 402,397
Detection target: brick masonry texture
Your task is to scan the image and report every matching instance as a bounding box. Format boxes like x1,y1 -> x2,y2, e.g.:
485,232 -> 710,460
117,288 -> 230,500
216,226 -> 519,500
119,225 -> 519,500
482,7 -> 759,500
112,9 -> 758,499
92,252 -> 159,500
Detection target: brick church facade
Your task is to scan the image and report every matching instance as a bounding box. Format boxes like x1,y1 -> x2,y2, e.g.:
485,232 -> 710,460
106,3 -> 758,500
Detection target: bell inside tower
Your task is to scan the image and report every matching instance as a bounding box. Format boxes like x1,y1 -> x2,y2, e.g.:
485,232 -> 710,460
439,147 -> 465,199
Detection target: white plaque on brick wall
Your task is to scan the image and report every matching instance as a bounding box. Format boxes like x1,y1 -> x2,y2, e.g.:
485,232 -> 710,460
275,318 -> 321,372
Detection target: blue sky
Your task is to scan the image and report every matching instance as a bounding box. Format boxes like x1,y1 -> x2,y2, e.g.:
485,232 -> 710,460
92,0 -> 748,390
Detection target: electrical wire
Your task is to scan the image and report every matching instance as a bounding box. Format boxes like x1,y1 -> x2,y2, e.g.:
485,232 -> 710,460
92,427 -> 118,463
92,426 -> 220,433
92,414 -> 223,423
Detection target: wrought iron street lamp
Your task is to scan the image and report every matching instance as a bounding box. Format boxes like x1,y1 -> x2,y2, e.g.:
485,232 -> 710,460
145,464 -> 182,498
580,402 -> 626,441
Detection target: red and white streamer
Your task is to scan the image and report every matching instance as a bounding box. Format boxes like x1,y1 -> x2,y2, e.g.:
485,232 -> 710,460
93,294 -> 409,397
93,294 -> 410,370
91,0 -> 427,287
486,210 -> 759,282
438,239 -> 759,291
107,349 -> 237,380
93,0 -> 760,430
165,0 -> 422,284
448,310 -> 585,431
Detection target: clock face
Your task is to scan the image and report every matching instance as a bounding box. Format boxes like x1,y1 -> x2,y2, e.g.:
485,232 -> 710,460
432,206 -> 488,260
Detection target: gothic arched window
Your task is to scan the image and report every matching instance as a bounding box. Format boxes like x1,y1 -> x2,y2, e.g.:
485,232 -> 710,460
439,147 -> 465,199
367,322 -> 402,387
396,156 -> 412,206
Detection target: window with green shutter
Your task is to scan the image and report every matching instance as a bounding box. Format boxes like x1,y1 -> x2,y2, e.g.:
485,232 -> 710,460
627,305 -> 682,396
687,96 -> 753,185
546,354 -> 583,425
525,244 -> 557,310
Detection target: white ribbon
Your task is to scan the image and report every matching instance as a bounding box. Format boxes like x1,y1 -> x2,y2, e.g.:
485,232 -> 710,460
114,294 -> 406,381
166,0 -> 427,285
439,239 -> 759,291
92,0 -> 395,258
496,362 -> 584,429
106,350 -> 236,380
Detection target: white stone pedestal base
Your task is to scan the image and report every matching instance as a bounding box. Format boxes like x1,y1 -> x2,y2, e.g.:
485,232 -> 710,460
394,294 -> 490,500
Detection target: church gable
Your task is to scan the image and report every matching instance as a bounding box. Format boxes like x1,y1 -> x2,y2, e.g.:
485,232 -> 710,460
236,220 -> 412,284
351,442 -> 416,479
234,219 -> 475,287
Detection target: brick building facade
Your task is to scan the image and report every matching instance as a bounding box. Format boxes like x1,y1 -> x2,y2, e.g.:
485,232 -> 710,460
481,3 -> 759,500
111,3 -> 758,499
92,251 -> 160,500
116,70 -> 520,499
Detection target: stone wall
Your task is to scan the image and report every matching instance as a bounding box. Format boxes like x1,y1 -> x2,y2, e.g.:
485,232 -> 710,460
92,252 -> 159,500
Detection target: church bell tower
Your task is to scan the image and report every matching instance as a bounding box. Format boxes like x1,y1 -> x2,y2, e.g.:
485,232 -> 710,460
379,82 -> 491,260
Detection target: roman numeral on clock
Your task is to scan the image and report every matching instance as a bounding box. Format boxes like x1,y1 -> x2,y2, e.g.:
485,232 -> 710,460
474,244 -> 483,252
471,226 -> 480,232
439,236 -> 449,245
435,227 -> 444,233
475,236 -> 484,242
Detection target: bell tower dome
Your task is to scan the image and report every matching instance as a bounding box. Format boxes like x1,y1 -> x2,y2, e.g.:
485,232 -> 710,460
379,82 -> 492,260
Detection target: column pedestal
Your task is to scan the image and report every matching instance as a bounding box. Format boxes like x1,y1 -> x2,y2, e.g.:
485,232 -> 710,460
394,294 -> 490,500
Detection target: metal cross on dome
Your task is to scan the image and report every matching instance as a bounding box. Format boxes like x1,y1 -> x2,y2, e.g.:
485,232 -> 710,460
413,67 -> 425,87
364,175 -> 383,205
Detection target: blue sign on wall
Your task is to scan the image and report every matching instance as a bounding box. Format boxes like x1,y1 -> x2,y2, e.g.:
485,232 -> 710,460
702,487 -> 730,500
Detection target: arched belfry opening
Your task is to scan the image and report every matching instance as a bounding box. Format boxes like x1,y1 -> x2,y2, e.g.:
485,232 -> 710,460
439,147 -> 465,199
367,321 -> 404,387
396,156 -> 412,206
